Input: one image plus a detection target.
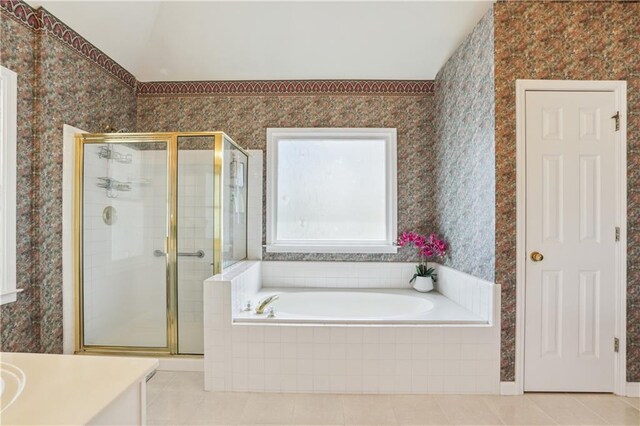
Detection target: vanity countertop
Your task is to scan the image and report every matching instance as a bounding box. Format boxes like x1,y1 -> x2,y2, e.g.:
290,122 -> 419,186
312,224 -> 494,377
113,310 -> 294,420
0,352 -> 158,425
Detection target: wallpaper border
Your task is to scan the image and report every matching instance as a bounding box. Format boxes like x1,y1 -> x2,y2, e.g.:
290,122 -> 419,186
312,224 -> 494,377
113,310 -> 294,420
1,1 -> 434,96
136,80 -> 435,96
0,0 -> 137,88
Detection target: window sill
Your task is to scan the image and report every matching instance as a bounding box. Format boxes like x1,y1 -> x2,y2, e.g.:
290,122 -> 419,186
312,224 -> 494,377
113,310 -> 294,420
1,288 -> 23,306
266,244 -> 398,254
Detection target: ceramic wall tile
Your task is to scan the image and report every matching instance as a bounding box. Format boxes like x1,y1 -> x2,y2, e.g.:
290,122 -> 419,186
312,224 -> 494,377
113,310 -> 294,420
204,262 -> 501,394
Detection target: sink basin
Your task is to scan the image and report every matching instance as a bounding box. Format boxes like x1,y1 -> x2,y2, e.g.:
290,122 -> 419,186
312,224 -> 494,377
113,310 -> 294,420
0,362 -> 26,412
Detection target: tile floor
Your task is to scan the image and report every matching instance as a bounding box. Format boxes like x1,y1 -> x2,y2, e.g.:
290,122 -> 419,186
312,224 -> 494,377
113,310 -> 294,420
147,371 -> 640,425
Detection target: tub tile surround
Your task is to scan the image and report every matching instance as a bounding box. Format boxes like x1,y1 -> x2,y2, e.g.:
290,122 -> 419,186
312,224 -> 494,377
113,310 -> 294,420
204,261 -> 500,394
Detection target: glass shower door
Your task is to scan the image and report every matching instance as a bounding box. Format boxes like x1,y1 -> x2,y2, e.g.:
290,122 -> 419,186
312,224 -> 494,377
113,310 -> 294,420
81,140 -> 170,349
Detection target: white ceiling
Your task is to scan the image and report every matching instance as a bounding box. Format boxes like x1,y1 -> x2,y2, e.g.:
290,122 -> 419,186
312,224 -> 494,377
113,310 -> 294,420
29,1 -> 493,82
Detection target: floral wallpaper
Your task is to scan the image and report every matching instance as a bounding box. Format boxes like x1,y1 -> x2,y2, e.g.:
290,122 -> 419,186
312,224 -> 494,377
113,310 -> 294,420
0,8 -> 39,353
35,33 -> 137,353
0,2 -> 137,353
137,94 -> 434,262
432,9 -> 495,283
494,0 -> 640,382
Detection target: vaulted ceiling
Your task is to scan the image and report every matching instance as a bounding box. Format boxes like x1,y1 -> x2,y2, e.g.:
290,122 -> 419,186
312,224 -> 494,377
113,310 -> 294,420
28,1 -> 493,82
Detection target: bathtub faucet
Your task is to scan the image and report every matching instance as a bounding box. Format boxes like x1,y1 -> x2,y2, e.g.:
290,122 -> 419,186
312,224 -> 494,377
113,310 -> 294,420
255,295 -> 279,314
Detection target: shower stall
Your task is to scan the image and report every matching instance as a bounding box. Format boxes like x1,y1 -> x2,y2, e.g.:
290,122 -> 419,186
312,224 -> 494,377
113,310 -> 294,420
74,132 -> 248,356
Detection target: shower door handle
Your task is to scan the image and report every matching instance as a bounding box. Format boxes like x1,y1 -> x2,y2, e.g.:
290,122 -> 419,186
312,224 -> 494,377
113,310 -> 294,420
153,249 -> 205,258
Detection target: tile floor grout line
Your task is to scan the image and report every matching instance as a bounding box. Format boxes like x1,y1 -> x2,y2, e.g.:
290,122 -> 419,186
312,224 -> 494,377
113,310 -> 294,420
389,394 -> 400,426
619,396 -> 640,412
339,392 -> 346,426
432,395 -> 454,426
567,393 -> 617,425
520,394 -> 560,425
479,394 -> 510,426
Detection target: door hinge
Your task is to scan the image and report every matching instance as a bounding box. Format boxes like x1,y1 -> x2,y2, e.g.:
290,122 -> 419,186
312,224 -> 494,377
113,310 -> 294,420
615,227 -> 620,242
611,111 -> 620,131
614,337 -> 620,353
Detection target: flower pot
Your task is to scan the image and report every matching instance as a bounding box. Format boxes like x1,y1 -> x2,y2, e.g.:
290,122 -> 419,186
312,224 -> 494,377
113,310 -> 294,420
412,276 -> 434,293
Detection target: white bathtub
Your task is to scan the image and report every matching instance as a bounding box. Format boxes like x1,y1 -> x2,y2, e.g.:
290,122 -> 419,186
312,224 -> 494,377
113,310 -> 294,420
234,288 -> 487,325
205,261 -> 501,394
272,291 -> 434,319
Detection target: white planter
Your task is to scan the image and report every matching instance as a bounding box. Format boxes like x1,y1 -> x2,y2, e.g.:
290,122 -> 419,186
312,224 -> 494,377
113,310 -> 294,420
412,276 -> 434,293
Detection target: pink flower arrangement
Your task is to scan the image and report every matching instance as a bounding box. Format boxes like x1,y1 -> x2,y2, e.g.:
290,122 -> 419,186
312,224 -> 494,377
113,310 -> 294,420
397,231 -> 447,260
397,232 -> 447,283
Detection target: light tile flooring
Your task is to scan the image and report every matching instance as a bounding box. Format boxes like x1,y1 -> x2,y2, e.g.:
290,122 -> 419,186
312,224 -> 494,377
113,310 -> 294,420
147,372 -> 639,425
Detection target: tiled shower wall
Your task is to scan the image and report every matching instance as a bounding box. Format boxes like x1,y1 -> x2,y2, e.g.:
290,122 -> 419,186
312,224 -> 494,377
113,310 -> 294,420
494,0 -> 640,383
432,9 -> 495,282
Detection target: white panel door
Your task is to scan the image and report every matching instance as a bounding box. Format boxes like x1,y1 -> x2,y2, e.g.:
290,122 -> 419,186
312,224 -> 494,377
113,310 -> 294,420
524,91 -> 617,392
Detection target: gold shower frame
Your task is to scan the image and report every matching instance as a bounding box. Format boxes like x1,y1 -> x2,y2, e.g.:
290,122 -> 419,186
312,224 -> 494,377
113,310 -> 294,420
74,132 -> 248,356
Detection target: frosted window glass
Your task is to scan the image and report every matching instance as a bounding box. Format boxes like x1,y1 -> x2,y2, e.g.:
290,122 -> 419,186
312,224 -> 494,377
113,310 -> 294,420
276,139 -> 387,241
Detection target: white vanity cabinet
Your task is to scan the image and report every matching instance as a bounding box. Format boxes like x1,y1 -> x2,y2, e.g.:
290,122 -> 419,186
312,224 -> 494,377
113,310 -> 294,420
0,352 -> 158,425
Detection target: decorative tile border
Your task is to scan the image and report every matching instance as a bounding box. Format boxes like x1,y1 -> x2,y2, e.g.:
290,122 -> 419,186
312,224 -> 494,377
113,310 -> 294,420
137,80 -> 435,96
0,0 -> 136,88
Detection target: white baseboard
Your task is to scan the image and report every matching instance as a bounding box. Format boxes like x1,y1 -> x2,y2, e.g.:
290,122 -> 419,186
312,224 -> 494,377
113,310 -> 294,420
499,381 -> 638,396
157,357 -> 204,372
500,381 -> 521,395
626,382 -> 640,397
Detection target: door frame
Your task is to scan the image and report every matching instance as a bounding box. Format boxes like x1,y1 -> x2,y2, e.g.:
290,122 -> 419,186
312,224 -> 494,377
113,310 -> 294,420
515,79 -> 628,395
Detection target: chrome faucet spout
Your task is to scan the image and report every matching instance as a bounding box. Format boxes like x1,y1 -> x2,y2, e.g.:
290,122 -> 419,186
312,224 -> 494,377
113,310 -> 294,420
255,295 -> 279,314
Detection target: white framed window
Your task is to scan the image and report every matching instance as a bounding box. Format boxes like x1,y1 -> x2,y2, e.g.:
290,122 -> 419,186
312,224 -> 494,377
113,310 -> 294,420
266,128 -> 397,253
0,65 -> 18,305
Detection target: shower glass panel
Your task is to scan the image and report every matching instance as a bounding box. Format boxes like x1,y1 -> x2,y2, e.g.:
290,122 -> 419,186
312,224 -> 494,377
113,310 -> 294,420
76,132 -> 248,356
81,141 -> 169,348
222,137 -> 248,268
176,136 -> 215,354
